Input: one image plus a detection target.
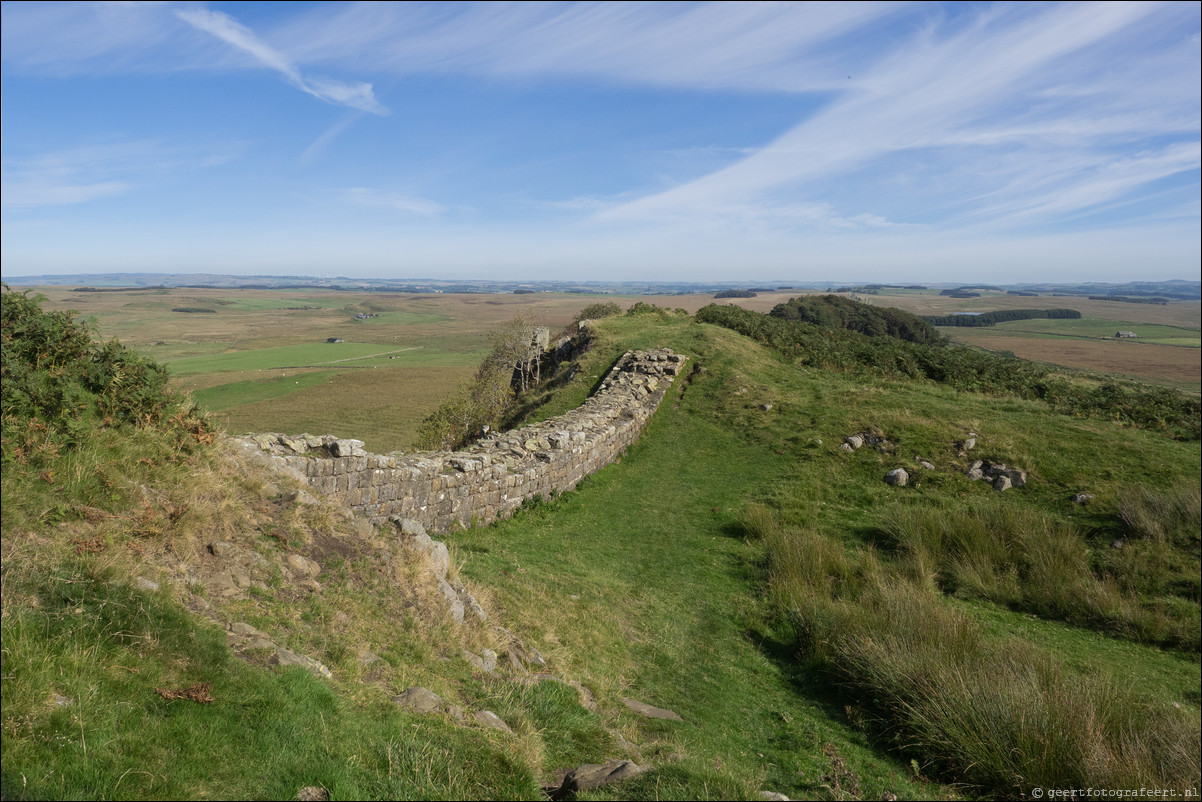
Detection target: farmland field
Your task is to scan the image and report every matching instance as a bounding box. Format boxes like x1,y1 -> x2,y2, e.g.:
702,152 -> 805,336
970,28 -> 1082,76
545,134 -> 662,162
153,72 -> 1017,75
849,289 -> 1201,392
636,288 -> 1201,391
28,283 -> 1200,451
30,286 -> 593,452
979,316 -> 1200,346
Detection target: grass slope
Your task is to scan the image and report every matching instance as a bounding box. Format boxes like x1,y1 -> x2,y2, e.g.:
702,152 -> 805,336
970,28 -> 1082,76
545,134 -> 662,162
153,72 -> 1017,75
447,311 -> 1199,798
449,319 -> 948,799
4,303 -> 1198,800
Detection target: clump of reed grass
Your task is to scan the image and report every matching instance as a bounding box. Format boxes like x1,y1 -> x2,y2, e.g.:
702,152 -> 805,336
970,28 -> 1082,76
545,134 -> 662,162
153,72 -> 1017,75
878,500 -> 1199,651
748,502 -> 1202,798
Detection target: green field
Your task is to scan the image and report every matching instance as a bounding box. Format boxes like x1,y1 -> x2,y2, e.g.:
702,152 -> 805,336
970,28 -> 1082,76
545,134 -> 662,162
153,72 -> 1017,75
166,343 -> 479,375
190,370 -> 340,411
31,287 -> 594,446
987,316 -> 1201,346
205,295 -> 350,310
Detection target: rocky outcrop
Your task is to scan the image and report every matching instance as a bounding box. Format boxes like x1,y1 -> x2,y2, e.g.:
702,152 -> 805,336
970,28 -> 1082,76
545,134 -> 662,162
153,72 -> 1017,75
227,622 -> 332,679
840,430 -> 893,453
238,349 -> 685,533
391,516 -> 485,624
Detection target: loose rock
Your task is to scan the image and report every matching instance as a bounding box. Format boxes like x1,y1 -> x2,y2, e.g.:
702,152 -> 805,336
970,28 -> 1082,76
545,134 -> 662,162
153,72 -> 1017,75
553,760 -> 644,798
462,650 -> 491,672
393,687 -> 445,715
285,553 -> 320,577
884,468 -> 908,487
622,698 -> 683,721
275,646 -> 332,679
474,710 -> 512,733
230,622 -> 268,639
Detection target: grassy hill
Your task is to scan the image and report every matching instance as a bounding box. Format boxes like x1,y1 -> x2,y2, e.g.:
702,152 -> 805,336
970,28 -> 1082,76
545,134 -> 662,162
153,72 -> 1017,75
2,289 -> 1198,800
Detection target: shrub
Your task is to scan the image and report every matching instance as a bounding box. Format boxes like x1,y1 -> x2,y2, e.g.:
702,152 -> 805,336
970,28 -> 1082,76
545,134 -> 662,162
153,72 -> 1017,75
624,301 -> 673,317
2,285 -> 210,468
574,302 -> 621,322
770,294 -> 945,345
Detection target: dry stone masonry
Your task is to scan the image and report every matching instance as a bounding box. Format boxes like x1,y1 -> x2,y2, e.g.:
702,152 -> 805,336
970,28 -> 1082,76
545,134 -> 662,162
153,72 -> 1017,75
238,348 -> 686,533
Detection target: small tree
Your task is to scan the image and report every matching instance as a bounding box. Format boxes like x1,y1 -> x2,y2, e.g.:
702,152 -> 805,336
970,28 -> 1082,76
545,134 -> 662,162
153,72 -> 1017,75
486,314 -> 542,393
414,315 -> 545,450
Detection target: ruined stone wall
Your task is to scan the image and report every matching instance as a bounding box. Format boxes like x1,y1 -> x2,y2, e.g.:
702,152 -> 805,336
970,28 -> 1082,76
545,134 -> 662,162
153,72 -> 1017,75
237,348 -> 685,533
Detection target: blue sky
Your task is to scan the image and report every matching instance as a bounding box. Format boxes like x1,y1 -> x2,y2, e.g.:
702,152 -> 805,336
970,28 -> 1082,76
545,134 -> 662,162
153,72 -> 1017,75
2,1 -> 1199,283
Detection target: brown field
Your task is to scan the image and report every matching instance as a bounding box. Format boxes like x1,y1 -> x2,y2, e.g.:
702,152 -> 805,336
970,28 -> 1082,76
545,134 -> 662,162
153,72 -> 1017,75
212,364 -> 477,453
948,330 -> 1201,389
634,289 -> 807,314
32,286 -> 589,353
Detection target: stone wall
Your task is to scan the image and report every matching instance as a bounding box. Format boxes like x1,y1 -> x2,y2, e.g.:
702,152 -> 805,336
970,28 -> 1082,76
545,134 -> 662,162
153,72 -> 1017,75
237,348 -> 685,533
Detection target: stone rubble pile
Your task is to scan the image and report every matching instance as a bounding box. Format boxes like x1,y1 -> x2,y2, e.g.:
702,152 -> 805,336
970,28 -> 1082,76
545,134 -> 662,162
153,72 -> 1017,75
839,429 -> 1031,494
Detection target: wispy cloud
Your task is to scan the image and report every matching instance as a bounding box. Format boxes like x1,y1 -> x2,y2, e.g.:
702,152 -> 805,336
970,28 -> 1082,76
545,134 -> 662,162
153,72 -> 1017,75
0,1 -> 183,75
595,2 -> 1197,231
175,8 -> 387,115
266,2 -> 906,91
300,116 -> 362,165
1,141 -> 230,210
959,142 -> 1202,226
338,187 -> 444,216
2,2 -> 1196,282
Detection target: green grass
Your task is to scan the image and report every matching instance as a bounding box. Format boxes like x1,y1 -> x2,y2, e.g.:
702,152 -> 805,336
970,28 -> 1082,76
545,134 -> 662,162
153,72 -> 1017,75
0,560 -> 538,801
190,370 -> 339,411
444,317 -> 957,799
986,317 -> 1201,346
211,364 -> 477,451
211,295 -> 350,311
963,599 -> 1201,706
468,312 -> 1200,798
167,343 -> 479,375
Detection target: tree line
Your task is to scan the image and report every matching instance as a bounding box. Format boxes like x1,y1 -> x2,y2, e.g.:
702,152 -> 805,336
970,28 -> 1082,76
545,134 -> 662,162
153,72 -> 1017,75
922,308 -> 1081,327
